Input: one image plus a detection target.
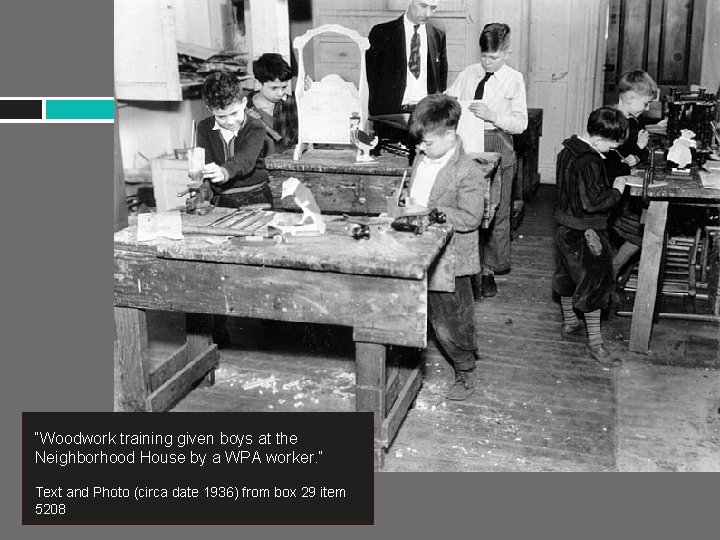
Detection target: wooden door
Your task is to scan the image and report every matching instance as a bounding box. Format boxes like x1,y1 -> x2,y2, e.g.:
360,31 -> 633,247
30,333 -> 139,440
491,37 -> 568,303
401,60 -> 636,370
603,0 -> 707,103
526,0 -> 607,182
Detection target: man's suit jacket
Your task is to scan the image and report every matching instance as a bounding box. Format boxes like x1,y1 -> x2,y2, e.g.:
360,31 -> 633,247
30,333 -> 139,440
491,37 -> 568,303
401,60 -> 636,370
366,16 -> 448,116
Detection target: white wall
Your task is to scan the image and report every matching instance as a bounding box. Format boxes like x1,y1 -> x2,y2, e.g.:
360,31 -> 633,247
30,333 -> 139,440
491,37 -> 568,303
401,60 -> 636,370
700,0 -> 720,94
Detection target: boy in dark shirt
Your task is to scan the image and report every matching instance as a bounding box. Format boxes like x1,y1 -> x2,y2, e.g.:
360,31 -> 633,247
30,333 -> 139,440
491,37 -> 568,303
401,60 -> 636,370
554,107 -> 628,366
196,71 -> 273,208
247,53 -> 298,155
603,70 -> 658,279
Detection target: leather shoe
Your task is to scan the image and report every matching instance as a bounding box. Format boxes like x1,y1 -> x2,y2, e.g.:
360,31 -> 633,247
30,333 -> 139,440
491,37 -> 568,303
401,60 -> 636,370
481,274 -> 497,297
586,343 -> 622,366
447,370 -> 476,401
560,320 -> 585,338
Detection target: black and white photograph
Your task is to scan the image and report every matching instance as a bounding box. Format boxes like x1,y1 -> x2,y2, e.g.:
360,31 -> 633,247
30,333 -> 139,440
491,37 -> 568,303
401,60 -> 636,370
113,0 -> 720,473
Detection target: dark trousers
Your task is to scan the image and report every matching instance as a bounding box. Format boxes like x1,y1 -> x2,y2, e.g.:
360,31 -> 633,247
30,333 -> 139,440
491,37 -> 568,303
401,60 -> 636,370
481,130 -> 515,273
428,276 -> 477,372
552,225 -> 614,313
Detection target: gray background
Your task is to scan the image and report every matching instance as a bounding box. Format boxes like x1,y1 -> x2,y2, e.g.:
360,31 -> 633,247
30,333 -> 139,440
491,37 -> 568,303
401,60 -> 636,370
0,0 -> 714,538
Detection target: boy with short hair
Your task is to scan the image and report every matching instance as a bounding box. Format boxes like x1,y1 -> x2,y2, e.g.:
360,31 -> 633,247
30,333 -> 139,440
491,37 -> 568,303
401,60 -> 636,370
604,70 -> 658,279
553,107 -> 629,366
446,22 -> 528,298
196,71 -> 272,208
407,93 -> 486,400
247,53 -> 298,155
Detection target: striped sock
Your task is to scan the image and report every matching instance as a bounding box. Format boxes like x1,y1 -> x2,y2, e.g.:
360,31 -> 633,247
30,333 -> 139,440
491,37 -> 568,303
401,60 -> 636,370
585,310 -> 603,348
560,296 -> 580,326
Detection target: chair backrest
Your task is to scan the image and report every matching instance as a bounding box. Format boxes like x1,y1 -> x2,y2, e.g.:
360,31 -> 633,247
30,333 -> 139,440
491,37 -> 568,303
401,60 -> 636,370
292,24 -> 370,160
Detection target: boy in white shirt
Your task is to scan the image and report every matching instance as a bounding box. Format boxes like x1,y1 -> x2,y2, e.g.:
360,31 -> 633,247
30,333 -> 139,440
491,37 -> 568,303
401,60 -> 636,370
407,94 -> 486,400
446,23 -> 528,297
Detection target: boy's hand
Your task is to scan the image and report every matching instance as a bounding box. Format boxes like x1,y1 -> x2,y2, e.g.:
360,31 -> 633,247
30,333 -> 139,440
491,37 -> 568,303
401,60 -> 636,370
622,154 -> 640,167
468,102 -> 497,123
612,176 -> 627,193
202,163 -> 226,183
583,229 -> 603,256
637,129 -> 649,149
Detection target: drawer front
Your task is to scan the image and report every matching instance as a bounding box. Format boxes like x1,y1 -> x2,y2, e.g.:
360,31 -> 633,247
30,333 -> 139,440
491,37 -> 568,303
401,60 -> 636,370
269,170 -> 404,215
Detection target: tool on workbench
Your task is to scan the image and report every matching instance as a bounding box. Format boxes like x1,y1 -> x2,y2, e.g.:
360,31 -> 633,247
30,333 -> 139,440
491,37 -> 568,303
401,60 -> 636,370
642,148 -> 655,204
325,216 -> 371,240
386,171 -> 409,218
391,207 -> 446,235
178,122 -> 215,215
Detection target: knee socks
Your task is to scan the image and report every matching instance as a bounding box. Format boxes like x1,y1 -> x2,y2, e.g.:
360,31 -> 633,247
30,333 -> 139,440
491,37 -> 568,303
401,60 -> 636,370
560,296 -> 580,326
585,309 -> 602,348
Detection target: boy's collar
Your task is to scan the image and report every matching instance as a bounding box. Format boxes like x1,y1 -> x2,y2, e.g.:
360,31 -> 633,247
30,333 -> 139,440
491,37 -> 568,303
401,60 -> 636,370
422,142 -> 457,164
212,119 -> 244,133
577,135 -> 606,158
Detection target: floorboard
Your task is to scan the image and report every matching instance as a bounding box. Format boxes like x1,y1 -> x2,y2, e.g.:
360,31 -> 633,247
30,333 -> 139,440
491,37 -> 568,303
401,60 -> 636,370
115,184 -> 720,471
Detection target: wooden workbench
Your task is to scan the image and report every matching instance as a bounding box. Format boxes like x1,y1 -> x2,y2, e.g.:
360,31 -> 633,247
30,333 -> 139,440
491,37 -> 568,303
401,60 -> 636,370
628,170 -> 720,353
266,148 -> 500,215
114,211 -> 453,469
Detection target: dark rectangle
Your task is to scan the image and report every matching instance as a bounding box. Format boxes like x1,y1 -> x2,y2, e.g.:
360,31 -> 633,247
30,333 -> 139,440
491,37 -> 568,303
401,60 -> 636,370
0,100 -> 42,119
23,412 -> 374,525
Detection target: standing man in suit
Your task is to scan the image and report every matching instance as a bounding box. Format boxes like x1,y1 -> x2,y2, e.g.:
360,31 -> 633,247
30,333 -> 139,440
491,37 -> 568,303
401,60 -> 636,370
366,0 -> 448,116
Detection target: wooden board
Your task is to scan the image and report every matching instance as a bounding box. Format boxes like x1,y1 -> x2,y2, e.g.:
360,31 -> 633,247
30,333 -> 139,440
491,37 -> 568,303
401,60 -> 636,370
115,250 -> 430,349
115,212 -> 452,281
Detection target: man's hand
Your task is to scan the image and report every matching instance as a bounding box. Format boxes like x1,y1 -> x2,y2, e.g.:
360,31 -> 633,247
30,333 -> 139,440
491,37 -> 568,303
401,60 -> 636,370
202,162 -> 226,184
636,129 -> 649,149
467,102 -> 497,123
612,175 -> 627,193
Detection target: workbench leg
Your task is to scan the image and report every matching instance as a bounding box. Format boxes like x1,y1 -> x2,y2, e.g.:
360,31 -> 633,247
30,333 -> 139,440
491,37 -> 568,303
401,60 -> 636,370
115,307 -> 152,411
629,201 -> 669,353
355,341 -> 387,471
186,314 -> 215,388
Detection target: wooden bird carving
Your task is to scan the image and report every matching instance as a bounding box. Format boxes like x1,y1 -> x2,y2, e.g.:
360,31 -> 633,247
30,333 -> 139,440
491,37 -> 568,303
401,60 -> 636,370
281,177 -> 326,233
350,114 -> 378,162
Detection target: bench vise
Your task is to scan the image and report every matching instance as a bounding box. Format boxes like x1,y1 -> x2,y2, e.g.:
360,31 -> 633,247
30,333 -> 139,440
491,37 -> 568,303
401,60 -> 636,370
178,178 -> 214,216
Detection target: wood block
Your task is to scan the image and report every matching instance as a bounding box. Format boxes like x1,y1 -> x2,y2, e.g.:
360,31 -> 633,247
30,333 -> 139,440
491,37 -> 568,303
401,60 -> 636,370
630,201 -> 669,352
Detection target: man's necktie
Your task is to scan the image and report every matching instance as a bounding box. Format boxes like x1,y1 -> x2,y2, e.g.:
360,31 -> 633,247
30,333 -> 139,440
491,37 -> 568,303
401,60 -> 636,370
474,72 -> 493,100
408,25 -> 420,79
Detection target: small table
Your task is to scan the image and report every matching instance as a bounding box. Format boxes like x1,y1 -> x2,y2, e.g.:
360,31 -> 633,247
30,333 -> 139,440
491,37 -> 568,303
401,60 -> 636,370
628,170 -> 720,352
114,211 -> 453,469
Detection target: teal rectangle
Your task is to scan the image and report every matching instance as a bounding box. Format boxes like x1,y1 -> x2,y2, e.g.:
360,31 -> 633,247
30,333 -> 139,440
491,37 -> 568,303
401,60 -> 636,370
45,99 -> 115,119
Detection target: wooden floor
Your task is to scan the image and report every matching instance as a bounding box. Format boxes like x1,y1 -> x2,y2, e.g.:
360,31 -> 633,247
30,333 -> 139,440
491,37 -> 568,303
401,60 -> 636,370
115,185 -> 720,471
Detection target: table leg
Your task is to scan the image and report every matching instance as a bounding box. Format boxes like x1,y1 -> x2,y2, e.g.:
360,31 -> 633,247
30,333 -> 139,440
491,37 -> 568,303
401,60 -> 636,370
629,201 -> 669,353
355,341 -> 387,470
115,307 -> 152,411
186,314 -> 215,387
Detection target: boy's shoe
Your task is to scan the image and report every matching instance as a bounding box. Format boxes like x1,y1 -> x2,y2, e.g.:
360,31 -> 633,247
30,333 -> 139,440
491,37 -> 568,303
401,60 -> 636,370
586,343 -> 622,367
561,320 -> 585,338
447,370 -> 476,401
481,274 -> 497,297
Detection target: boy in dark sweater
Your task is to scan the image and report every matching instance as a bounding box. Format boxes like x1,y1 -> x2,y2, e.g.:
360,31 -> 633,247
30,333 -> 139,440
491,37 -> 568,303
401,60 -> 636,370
603,70 -> 658,279
247,53 -> 298,156
197,71 -> 273,208
553,107 -> 628,366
